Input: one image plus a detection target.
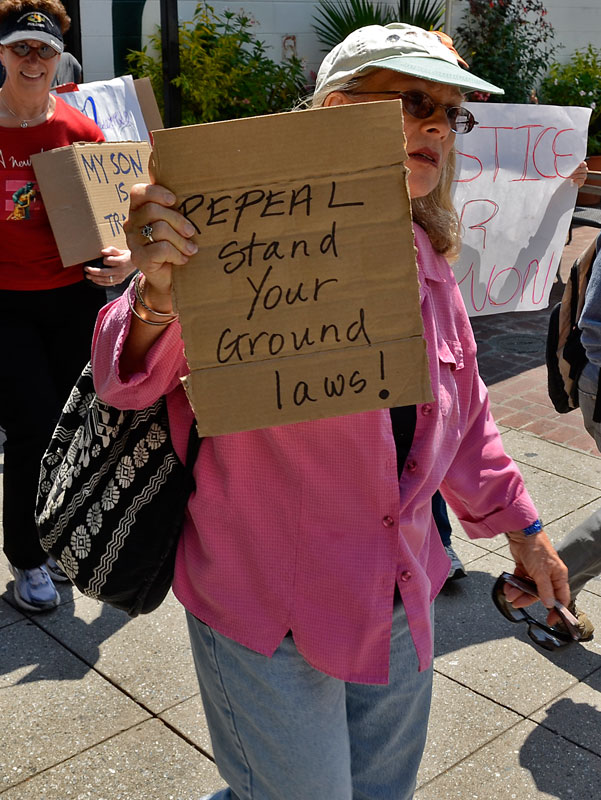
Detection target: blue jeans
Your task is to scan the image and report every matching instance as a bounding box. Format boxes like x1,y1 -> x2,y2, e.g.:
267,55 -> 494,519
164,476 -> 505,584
187,599 -> 433,800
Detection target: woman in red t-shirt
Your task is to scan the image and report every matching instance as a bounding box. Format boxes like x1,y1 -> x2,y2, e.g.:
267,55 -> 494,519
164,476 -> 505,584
0,0 -> 133,611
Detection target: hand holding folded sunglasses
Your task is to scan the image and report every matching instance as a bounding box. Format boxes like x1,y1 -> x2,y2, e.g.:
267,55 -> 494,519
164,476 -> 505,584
492,572 -> 582,651
503,527 -> 570,625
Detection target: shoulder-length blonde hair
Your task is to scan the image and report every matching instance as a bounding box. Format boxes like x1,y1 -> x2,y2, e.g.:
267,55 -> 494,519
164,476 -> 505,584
305,73 -> 461,259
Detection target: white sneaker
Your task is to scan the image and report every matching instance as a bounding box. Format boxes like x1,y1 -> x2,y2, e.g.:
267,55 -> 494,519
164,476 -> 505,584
9,564 -> 60,612
444,544 -> 467,582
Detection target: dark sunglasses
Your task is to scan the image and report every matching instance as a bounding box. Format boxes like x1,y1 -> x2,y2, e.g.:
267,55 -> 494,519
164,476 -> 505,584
346,89 -> 477,134
492,572 -> 582,651
6,42 -> 58,60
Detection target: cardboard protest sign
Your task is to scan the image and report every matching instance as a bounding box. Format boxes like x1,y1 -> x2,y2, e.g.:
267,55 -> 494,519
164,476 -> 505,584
32,141 -> 151,266
452,103 -> 591,317
152,102 -> 432,436
55,75 -> 160,142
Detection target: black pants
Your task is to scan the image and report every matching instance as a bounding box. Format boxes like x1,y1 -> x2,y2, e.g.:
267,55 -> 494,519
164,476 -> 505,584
0,282 -> 105,568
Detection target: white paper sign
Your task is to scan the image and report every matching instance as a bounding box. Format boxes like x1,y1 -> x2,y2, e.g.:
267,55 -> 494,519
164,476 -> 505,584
55,75 -> 149,142
452,103 -> 592,317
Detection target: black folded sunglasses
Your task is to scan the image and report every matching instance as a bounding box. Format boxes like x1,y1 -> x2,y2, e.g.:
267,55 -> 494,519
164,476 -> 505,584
492,572 -> 582,651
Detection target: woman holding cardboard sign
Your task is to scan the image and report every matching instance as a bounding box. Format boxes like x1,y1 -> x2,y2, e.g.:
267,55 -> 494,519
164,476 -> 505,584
92,24 -> 571,799
0,0 -> 133,612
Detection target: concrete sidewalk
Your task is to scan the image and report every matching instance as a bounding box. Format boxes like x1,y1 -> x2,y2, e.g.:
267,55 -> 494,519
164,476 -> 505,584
2,225 -> 601,799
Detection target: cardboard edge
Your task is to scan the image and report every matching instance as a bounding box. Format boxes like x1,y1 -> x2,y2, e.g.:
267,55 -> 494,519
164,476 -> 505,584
133,76 -> 163,136
32,147 -> 103,267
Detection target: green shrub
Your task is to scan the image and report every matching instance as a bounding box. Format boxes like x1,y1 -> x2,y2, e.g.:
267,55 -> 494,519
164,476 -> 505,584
539,46 -> 601,156
127,3 -> 307,124
454,0 -> 557,104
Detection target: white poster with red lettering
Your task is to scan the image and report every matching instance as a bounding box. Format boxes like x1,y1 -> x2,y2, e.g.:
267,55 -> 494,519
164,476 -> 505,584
452,103 -> 591,317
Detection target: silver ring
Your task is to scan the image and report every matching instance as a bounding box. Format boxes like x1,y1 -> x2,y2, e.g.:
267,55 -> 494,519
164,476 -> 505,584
141,224 -> 155,243
109,275 -> 113,284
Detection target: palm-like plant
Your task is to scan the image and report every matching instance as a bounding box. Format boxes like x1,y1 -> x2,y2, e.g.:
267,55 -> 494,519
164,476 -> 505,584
397,0 -> 445,30
313,0 -> 446,51
312,0 -> 395,51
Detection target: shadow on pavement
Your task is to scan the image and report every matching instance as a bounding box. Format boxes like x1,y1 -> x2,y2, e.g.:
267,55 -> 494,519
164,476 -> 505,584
1,582 -> 130,684
520,696 -> 601,797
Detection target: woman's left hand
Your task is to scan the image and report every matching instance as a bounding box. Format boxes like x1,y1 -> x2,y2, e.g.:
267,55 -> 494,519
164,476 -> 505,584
504,529 -> 570,626
84,247 -> 136,287
569,160 -> 588,188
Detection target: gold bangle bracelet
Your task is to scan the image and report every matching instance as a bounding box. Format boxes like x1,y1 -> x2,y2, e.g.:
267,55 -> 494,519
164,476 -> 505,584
127,282 -> 178,326
134,272 -> 178,318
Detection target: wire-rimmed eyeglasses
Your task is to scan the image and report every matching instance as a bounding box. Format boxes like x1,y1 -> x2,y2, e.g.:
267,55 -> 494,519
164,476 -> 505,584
345,89 -> 478,134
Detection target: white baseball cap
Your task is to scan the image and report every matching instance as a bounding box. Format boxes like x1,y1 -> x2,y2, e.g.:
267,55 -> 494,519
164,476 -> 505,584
313,23 -> 504,106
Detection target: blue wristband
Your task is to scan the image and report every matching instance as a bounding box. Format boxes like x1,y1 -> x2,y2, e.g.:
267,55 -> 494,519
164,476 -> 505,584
522,519 -> 543,536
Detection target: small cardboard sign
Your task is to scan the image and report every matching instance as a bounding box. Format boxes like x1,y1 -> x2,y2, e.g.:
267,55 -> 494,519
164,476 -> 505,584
152,102 -> 432,435
32,141 -> 151,266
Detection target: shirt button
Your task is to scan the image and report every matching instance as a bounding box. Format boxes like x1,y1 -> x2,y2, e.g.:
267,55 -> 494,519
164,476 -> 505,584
382,516 -> 395,528
406,458 -> 417,472
421,404 -> 432,415
400,570 -> 412,582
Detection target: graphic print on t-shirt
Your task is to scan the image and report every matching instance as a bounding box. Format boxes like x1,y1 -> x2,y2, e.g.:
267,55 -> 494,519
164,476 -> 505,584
3,169 -> 43,221
6,181 -> 38,220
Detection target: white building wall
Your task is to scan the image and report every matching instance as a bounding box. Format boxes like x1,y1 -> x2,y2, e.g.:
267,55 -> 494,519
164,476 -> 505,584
543,0 -> 601,63
79,0 -> 601,84
79,0 -> 114,82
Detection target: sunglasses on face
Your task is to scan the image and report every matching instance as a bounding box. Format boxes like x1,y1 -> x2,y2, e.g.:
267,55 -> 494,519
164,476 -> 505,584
492,572 -> 582,651
6,42 -> 58,60
346,89 -> 478,134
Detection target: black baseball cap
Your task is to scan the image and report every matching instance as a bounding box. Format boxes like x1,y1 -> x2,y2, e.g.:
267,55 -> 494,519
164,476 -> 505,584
0,9 -> 64,53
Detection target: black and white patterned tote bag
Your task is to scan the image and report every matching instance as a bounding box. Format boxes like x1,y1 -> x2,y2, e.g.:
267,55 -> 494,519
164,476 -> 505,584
35,362 -> 201,616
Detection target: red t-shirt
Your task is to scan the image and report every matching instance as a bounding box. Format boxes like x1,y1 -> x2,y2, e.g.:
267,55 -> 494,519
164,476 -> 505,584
0,96 -> 104,291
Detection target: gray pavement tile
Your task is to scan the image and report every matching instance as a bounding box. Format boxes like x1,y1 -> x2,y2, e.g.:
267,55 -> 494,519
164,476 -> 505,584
0,718 -> 225,800
0,596 -> 25,628
160,695 -> 213,756
509,462 -> 601,526
415,718 -> 601,800
0,560 -> 26,627
33,590 -> 200,714
501,428 -> 601,488
0,618 -> 149,792
581,578 -> 601,600
542,497 -> 601,547
417,673 -> 520,787
434,552 -> 601,717
530,666 -> 601,757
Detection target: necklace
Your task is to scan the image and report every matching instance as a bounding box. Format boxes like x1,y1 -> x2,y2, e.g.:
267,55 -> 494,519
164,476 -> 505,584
0,93 -> 52,128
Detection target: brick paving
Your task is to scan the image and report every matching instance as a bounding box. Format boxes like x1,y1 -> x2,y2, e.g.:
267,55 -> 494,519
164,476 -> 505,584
472,224 -> 601,458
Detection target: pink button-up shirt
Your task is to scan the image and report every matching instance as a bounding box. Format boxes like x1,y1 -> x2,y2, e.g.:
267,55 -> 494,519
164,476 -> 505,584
92,225 -> 538,684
